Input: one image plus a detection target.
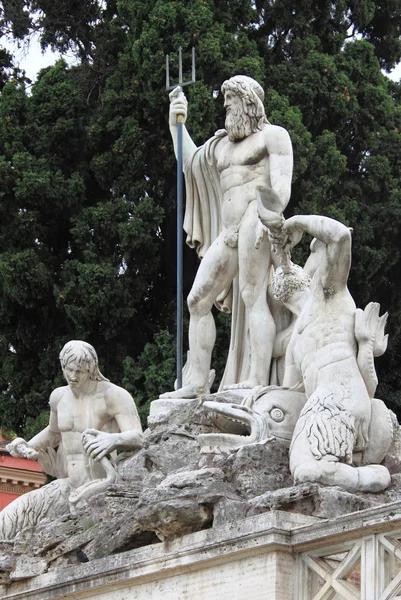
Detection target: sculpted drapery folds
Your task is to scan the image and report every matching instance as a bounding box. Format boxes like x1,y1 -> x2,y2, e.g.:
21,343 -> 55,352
160,75 -> 293,399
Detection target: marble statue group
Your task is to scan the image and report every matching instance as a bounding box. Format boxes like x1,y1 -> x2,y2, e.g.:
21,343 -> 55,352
0,74 -> 396,542
164,74 -> 394,493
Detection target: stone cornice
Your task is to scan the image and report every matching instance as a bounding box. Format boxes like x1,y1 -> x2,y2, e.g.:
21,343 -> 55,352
0,465 -> 46,491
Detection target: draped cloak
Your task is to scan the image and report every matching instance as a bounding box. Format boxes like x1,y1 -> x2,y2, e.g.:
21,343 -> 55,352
183,130 -> 290,389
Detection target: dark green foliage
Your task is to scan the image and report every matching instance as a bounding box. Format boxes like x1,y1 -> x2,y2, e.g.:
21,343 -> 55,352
23,410 -> 51,440
0,56 -> 167,430
1,0 -> 401,431
122,329 -> 176,426
0,47 -> 13,90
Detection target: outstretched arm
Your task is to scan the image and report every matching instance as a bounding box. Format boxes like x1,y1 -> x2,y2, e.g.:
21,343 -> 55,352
7,389 -> 62,459
169,87 -> 197,165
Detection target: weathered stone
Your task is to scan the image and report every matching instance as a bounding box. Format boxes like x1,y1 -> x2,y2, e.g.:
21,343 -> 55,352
213,500 -> 249,528
312,487 -> 382,519
144,433 -> 201,475
223,439 -> 292,498
149,398 -> 199,418
135,499 -> 213,540
0,553 -> 16,579
158,468 -> 226,497
10,556 -> 48,579
248,483 -> 319,514
147,397 -> 211,435
117,449 -> 149,487
3,383 -> 401,579
133,468 -> 227,540
131,469 -> 226,539
384,415 -> 401,474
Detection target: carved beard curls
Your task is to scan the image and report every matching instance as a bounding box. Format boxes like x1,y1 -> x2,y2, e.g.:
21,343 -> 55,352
225,107 -> 257,142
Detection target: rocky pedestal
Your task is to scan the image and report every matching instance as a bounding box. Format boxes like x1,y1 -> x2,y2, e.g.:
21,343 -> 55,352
3,503 -> 401,599
1,391 -> 401,586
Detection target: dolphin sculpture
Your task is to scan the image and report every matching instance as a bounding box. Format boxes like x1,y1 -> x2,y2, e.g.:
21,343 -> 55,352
198,386 -> 306,453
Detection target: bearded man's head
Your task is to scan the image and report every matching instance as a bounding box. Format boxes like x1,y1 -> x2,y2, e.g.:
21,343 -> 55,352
221,75 -> 270,142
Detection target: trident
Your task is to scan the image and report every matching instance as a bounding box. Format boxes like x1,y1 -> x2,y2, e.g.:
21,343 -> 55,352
166,47 -> 196,390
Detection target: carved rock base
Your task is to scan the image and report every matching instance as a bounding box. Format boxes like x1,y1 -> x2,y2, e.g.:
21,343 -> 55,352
4,503 -> 401,599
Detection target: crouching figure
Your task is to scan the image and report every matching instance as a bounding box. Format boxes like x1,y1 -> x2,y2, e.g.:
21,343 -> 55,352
0,341 -> 143,540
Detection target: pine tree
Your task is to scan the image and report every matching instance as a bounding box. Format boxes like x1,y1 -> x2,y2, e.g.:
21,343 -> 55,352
0,0 -> 400,430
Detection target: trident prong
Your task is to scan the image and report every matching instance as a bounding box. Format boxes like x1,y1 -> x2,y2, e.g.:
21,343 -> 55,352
166,47 -> 196,90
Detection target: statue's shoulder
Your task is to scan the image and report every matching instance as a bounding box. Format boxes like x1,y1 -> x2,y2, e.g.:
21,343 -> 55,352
260,122 -> 292,151
213,129 -> 227,139
103,381 -> 135,406
49,385 -> 68,407
261,122 -> 289,136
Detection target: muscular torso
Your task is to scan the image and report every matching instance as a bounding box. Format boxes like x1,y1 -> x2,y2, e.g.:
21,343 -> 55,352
288,281 -> 373,441
291,284 -> 361,399
216,128 -> 271,228
56,384 -> 113,487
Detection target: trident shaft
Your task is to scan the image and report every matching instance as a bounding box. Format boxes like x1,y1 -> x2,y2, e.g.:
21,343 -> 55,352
165,47 -> 196,390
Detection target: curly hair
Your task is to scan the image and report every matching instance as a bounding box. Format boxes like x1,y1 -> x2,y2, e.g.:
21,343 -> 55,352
271,264 -> 311,304
221,75 -> 270,132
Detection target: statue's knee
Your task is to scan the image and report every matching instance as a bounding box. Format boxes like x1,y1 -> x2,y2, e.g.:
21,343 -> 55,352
240,283 -> 272,314
187,292 -> 201,313
187,292 -> 210,316
239,284 -> 256,308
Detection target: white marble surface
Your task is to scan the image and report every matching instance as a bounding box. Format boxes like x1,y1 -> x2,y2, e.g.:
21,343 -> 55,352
201,211 -> 394,493
0,341 -> 143,539
261,213 -> 392,492
161,75 -> 293,399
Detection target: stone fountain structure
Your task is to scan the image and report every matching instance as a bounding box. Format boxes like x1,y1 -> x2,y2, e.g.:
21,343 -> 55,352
1,76 -> 401,600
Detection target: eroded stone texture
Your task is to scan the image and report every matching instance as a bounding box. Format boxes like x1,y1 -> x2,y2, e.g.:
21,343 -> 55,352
10,557 -> 48,580
1,391 -> 401,583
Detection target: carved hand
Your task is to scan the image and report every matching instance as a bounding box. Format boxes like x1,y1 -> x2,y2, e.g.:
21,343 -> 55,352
256,185 -> 285,218
267,227 -> 289,251
82,429 -> 118,462
169,86 -> 188,126
256,189 -> 285,238
6,438 -> 39,460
